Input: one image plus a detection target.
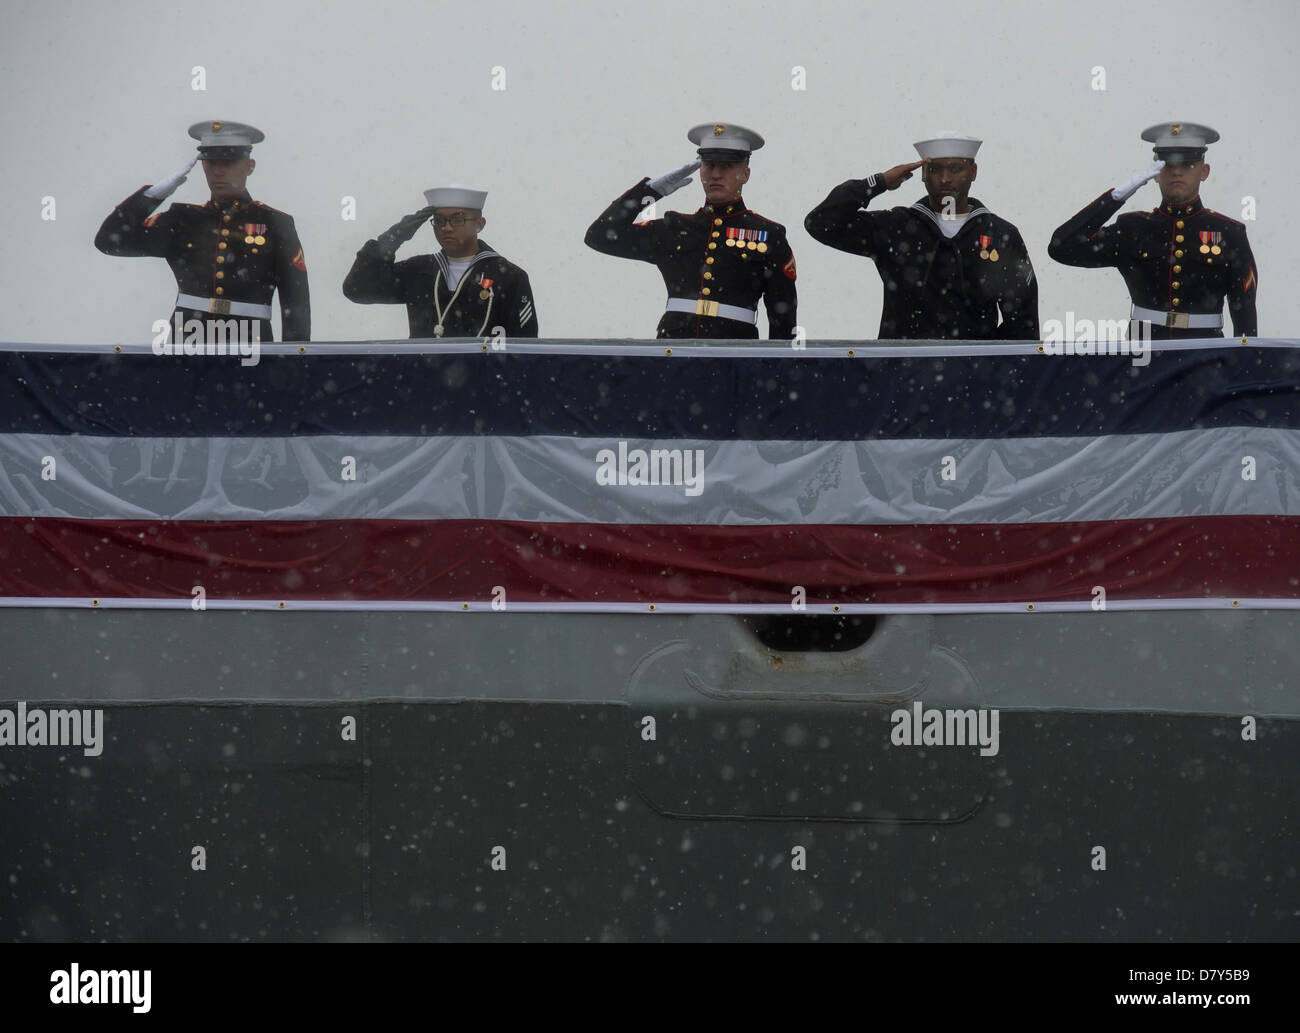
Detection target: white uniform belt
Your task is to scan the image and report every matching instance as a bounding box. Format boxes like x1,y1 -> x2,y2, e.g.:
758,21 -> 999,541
1130,305 -> 1223,330
666,297 -> 757,324
176,293 -> 273,319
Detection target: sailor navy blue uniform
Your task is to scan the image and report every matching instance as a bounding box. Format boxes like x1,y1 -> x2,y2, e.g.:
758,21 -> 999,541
343,240 -> 538,338
95,187 -> 311,341
1048,193 -> 1257,339
804,174 -> 1039,340
584,178 -> 798,340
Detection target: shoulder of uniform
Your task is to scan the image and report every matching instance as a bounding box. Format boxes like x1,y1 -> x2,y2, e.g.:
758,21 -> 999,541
1203,209 -> 1246,229
976,209 -> 1017,228
169,202 -> 205,211
251,201 -> 294,218
744,212 -> 787,231
476,253 -> 515,271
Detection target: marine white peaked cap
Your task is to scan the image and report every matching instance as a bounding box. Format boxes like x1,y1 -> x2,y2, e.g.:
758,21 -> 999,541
188,120 -> 264,158
1140,122 -> 1219,165
1141,122 -> 1220,150
687,122 -> 765,160
913,131 -> 982,160
423,185 -> 488,209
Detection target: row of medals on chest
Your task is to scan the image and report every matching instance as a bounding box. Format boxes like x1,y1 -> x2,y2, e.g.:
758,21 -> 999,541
214,226 -> 266,247
218,214 -> 267,248
1144,241 -> 1225,262
1178,225 -> 1225,257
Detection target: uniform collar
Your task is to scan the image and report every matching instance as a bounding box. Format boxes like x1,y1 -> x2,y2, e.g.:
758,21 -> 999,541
909,196 -> 990,231
701,198 -> 745,216
1158,197 -> 1204,218
433,241 -> 500,280
206,192 -> 254,212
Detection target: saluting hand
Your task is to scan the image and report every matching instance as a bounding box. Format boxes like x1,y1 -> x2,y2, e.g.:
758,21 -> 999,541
882,161 -> 924,190
647,160 -> 703,198
1111,160 -> 1166,202
143,157 -> 199,201
376,206 -> 436,257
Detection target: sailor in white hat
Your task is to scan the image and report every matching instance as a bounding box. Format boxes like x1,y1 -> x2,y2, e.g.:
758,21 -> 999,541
94,120 -> 311,341
1049,122 -> 1257,338
343,184 -> 538,338
584,121 -> 797,339
914,131 -> 982,162
805,131 -> 1039,339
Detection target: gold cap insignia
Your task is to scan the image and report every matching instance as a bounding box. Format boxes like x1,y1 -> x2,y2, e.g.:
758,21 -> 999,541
1170,123 -> 1182,136
713,124 -> 725,136
212,121 -> 223,131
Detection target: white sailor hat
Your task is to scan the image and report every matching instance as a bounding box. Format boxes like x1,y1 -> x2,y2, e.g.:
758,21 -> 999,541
913,131 -> 982,161
188,120 -> 264,159
687,122 -> 765,162
1141,122 -> 1219,166
422,184 -> 488,209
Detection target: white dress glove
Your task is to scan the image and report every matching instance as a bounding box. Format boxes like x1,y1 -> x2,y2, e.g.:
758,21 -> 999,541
1111,160 -> 1165,202
647,159 -> 702,198
143,157 -> 199,200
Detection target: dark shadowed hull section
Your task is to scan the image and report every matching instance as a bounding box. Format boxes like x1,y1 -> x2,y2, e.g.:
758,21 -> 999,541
2,609 -> 1295,941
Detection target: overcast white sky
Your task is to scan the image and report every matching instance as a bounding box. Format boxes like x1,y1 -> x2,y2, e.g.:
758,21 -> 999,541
2,0 -> 1296,342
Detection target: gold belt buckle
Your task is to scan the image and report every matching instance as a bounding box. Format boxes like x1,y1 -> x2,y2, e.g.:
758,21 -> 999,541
209,298 -> 232,316
1166,311 -> 1189,329
696,299 -> 719,317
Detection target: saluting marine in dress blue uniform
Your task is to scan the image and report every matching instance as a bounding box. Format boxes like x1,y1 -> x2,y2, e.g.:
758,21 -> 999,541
95,121 -> 310,342
1049,122 -> 1258,339
586,123 -> 798,340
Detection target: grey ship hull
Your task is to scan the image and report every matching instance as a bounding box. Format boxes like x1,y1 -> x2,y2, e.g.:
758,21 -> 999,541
2,607 -> 1295,941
